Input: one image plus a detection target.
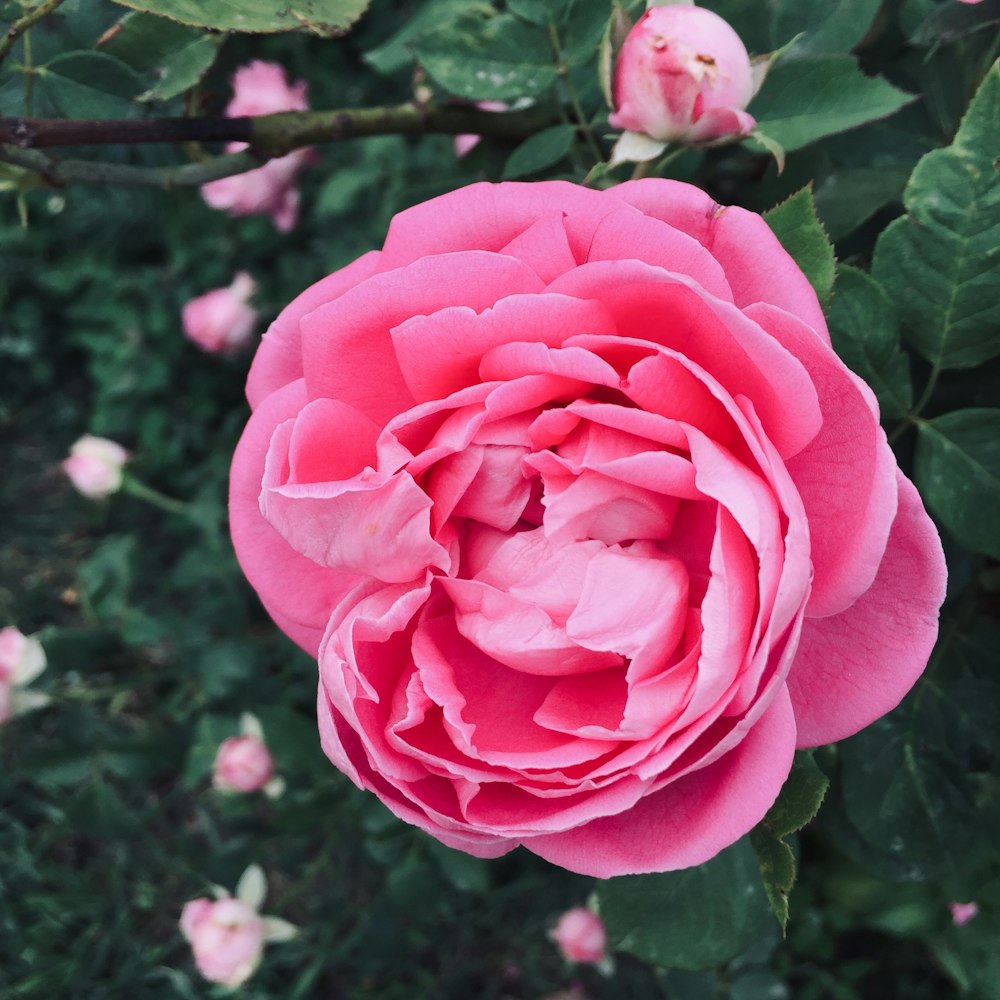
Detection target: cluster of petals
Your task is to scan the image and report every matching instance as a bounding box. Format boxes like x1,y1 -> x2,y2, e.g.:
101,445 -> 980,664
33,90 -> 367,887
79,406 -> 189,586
180,864 -> 297,988
62,435 -> 128,499
0,626 -> 48,724
201,61 -> 311,232
182,272 -> 259,355
609,3 -> 758,161
230,179 -> 946,878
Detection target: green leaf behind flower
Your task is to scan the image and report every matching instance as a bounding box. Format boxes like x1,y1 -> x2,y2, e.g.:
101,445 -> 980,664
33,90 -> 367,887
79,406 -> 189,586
764,186 -> 836,311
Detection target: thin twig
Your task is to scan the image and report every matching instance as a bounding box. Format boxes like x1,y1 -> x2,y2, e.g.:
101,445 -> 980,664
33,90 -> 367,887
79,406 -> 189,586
0,0 -> 66,66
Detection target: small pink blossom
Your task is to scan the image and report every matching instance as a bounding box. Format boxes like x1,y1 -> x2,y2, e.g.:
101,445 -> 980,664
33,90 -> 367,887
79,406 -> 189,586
213,713 -> 284,797
62,435 -> 128,499
182,272 -> 258,355
550,908 -> 609,967
180,864 -> 298,988
201,61 -> 310,232
610,3 -> 757,162
0,626 -> 48,724
950,901 -> 979,926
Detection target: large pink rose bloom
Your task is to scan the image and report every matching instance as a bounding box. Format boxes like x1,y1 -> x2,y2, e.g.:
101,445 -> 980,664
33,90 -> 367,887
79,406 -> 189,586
230,181 -> 946,878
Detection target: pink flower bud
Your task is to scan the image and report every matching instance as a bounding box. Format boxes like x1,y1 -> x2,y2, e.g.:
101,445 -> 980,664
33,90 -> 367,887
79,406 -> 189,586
200,61 -> 311,232
550,908 -> 608,966
62,435 -> 128,499
180,897 -> 265,987
180,864 -> 298,987
0,626 -> 47,724
213,734 -> 276,793
609,4 -> 756,146
182,272 -> 258,355
950,901 -> 979,926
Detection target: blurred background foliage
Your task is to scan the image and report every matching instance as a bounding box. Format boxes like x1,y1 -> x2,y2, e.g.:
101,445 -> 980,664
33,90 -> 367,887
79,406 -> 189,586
1,0 -> 999,997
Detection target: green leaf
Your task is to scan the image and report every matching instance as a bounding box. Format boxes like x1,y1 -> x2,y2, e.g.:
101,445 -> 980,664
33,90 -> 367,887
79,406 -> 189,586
107,0 -> 371,36
814,167 -> 908,243
37,52 -> 144,118
100,12 -> 223,102
915,408 -> 1000,559
766,752 -> 830,839
871,63 -> 1000,370
363,0 -> 491,76
502,123 -> 576,179
770,0 -> 883,56
763,186 -> 836,311
414,11 -> 557,101
827,265 -> 912,420
598,838 -> 771,971
78,535 -> 135,621
747,55 -> 914,155
749,825 -> 795,931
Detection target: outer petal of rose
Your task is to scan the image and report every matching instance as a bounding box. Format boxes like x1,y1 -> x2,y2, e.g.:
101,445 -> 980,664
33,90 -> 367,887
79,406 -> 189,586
613,179 -> 829,338
685,107 -> 756,145
230,378 -> 361,646
246,251 -> 381,410
300,251 -> 545,426
390,293 -> 615,403
378,181 -> 636,269
747,302 -> 899,617
787,472 -> 946,748
524,683 -> 796,877
261,472 -> 450,583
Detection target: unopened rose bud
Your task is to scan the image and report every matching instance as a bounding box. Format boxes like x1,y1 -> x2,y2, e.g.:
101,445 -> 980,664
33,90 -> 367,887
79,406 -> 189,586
609,4 -> 756,149
949,901 -> 979,926
0,626 -> 48,724
550,908 -> 608,967
62,435 -> 128,499
182,272 -> 258,355
180,864 -> 298,988
213,713 -> 284,796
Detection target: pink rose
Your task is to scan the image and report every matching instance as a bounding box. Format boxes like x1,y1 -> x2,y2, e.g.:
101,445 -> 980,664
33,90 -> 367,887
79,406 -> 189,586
180,865 -> 297,988
201,61 -> 310,232
62,435 -> 128,499
182,272 -> 258,355
0,626 -> 48,724
550,908 -> 608,966
213,713 -> 284,796
230,180 -> 946,878
609,4 -> 756,150
949,901 -> 979,926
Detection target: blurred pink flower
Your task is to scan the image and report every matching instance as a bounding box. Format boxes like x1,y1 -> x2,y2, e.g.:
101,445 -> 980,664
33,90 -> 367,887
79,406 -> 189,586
201,61 -> 311,232
609,3 -> 757,163
0,626 -> 48,724
213,713 -> 284,796
950,901 -> 979,926
182,272 -> 258,355
62,435 -> 128,499
180,864 -> 297,988
550,908 -> 609,967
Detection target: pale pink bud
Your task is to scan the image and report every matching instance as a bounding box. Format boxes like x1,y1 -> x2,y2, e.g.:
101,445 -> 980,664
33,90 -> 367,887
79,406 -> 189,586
0,626 -> 47,724
62,435 -> 128,499
950,901 -> 979,926
180,864 -> 298,987
200,62 -> 310,231
182,272 -> 258,355
213,735 -> 276,793
609,4 -> 756,146
550,908 -> 608,966
180,897 -> 265,987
